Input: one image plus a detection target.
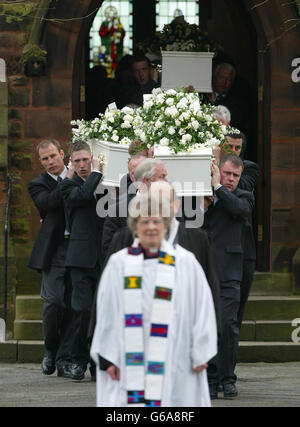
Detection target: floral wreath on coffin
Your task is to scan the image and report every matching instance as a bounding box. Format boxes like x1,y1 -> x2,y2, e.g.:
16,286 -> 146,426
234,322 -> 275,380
71,88 -> 239,154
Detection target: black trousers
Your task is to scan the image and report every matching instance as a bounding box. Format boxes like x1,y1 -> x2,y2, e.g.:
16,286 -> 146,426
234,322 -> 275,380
68,265 -> 101,367
237,260 -> 256,328
41,240 -> 73,364
208,280 -> 240,385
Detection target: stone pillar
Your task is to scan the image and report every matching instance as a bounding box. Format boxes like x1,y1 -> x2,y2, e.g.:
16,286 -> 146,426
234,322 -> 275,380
0,58 -> 17,339
0,58 -> 8,169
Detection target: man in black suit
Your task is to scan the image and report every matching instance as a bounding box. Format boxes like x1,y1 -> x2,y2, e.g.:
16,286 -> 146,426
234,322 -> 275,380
203,155 -> 254,399
28,139 -> 73,377
60,140 -> 104,381
102,158 -> 167,257
118,55 -> 159,108
203,63 -> 249,136
214,133 -> 260,330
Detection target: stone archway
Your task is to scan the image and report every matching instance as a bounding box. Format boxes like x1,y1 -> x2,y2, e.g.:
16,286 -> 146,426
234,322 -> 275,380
28,0 -> 300,273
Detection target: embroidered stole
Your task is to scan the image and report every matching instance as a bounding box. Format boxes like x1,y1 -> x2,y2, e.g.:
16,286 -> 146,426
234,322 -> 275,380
123,239 -> 176,407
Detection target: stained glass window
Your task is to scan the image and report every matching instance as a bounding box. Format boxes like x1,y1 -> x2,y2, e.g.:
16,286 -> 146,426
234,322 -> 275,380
156,0 -> 199,31
89,0 -> 133,76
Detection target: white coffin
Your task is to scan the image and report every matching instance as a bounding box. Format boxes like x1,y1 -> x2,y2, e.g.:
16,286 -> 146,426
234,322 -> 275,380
87,139 -> 213,196
154,146 -> 213,197
161,51 -> 214,93
87,139 -> 129,187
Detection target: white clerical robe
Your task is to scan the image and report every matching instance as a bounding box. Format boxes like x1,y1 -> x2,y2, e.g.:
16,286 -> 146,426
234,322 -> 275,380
90,244 -> 217,407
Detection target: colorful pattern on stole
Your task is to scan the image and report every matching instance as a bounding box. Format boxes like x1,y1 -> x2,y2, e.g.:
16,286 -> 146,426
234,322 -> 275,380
123,242 -> 175,407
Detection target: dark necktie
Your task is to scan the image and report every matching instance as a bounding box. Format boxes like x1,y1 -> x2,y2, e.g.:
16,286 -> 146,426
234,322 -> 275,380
57,176 -> 63,183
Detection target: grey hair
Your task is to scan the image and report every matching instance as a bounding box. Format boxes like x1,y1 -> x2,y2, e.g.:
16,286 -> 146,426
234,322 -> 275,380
213,105 -> 231,124
127,192 -> 173,237
133,158 -> 164,182
214,63 -> 236,82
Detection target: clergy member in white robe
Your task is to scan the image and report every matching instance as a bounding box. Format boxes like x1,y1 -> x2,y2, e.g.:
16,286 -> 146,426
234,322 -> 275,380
91,191 -> 217,407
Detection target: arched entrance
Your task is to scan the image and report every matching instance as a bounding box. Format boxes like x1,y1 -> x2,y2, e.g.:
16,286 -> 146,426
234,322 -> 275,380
40,0 -> 298,272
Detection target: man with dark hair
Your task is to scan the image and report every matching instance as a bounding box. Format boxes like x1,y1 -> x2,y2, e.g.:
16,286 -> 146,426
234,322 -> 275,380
60,140 -> 104,381
213,133 -> 260,334
203,154 -> 254,400
118,54 -> 159,107
28,139 -> 73,377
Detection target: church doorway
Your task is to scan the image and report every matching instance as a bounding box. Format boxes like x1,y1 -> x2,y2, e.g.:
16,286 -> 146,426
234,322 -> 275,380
75,0 -> 270,271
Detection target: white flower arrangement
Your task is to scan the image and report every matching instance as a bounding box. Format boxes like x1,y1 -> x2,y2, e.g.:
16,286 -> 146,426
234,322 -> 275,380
137,88 -> 231,154
71,88 -> 237,154
71,106 -> 141,147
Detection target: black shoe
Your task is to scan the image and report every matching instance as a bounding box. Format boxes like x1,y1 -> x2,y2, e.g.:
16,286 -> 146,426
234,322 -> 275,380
209,384 -> 218,400
41,356 -> 56,375
89,363 -> 96,382
70,363 -> 85,380
57,361 -> 72,378
223,383 -> 238,399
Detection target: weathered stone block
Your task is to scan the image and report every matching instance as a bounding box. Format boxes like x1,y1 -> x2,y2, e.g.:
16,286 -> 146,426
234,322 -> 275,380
32,77 -> 72,108
24,110 -> 71,139
0,107 -> 8,136
272,75 -> 300,110
272,174 -> 300,206
15,295 -> 43,321
18,341 -> 44,363
0,82 -> 8,105
14,320 -> 43,340
272,245 -> 298,273
238,342 -> 300,363
9,86 -> 30,107
272,109 -> 300,139
8,109 -> 22,120
244,296 -> 300,321
272,208 -> 300,244
0,136 -> 8,170
9,76 -> 28,87
0,342 -> 17,362
10,153 -> 33,170
9,121 -> 22,138
10,217 -> 30,234
251,272 -> 293,295
9,139 -> 32,153
239,321 -> 255,341
272,142 -> 300,172
256,321 -> 295,342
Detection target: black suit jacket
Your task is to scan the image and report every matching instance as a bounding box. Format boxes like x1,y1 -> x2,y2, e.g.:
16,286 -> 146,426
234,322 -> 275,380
102,192 -> 136,257
28,172 -> 66,271
203,186 -> 254,283
60,172 -> 104,269
239,160 -> 259,261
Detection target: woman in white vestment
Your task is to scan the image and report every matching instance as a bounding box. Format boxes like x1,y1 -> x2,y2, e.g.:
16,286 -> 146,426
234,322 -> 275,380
91,191 -> 217,407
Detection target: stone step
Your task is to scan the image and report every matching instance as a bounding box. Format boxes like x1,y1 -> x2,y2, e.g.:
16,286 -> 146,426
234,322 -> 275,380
13,320 -> 43,341
237,342 -> 300,363
1,339 -> 300,363
250,272 -> 294,295
0,341 -> 44,363
243,296 -> 300,320
15,295 -> 42,320
12,318 -> 297,343
239,320 -> 297,342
